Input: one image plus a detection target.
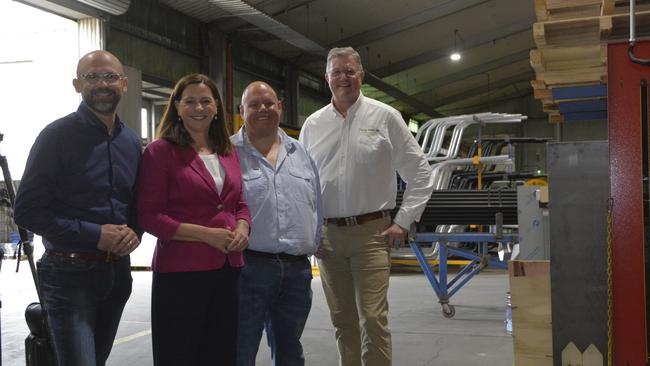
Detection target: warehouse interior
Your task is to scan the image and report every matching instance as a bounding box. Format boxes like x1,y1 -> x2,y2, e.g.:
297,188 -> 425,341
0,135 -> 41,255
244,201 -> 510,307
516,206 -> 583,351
1,0 -> 649,365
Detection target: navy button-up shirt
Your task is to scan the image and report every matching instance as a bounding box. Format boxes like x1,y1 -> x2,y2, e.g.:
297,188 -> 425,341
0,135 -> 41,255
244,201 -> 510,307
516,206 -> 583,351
14,102 -> 142,252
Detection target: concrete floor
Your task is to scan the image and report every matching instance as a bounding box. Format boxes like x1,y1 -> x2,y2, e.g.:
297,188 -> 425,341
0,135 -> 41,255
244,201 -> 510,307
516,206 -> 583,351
1,261 -> 513,366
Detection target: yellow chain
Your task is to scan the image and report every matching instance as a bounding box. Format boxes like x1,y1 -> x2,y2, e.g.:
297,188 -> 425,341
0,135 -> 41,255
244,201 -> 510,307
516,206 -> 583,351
607,197 -> 614,366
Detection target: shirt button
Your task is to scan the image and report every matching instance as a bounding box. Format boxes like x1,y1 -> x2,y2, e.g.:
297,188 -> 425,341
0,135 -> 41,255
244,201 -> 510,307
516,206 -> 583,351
217,204 -> 224,210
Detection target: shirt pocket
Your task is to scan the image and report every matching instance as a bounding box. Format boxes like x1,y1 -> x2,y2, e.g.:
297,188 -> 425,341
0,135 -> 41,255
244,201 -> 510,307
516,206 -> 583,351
242,168 -> 267,203
357,128 -> 390,163
288,166 -> 316,208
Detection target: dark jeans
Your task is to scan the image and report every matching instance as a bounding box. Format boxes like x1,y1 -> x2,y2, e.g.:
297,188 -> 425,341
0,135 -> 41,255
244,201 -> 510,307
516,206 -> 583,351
238,253 -> 313,366
152,264 -> 241,366
37,253 -> 132,366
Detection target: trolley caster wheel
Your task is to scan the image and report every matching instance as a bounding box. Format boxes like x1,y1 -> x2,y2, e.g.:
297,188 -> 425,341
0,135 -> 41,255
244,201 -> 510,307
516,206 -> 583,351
441,304 -> 455,318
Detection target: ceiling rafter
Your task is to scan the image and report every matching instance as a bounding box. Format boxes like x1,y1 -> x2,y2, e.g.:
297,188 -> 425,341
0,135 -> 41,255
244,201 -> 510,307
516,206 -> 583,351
364,72 -> 444,117
328,0 -> 491,48
160,0 -> 537,119
373,16 -> 535,77
380,71 -> 534,109
400,48 -> 531,96
429,71 -> 535,108
206,0 -> 442,117
218,0 -> 318,33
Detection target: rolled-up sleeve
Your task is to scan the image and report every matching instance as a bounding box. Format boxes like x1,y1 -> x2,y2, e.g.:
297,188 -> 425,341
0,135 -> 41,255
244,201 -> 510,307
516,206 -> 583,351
389,112 -> 434,229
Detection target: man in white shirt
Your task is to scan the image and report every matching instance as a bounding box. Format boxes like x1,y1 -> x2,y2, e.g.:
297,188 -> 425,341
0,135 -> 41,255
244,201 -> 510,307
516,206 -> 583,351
299,47 -> 434,366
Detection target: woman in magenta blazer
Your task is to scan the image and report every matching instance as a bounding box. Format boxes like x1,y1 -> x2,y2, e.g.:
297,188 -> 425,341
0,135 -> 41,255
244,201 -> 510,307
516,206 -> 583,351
138,73 -> 251,366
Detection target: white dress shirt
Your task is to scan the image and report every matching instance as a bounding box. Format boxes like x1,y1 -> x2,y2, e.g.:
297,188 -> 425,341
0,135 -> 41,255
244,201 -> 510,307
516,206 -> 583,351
299,92 -> 434,229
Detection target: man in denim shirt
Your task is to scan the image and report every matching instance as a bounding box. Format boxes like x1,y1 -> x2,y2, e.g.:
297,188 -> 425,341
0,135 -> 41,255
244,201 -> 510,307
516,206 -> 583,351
232,81 -> 322,366
14,50 -> 142,366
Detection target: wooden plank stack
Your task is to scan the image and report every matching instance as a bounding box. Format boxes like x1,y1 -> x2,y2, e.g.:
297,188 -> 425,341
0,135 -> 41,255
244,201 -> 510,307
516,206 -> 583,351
531,0 -> 650,123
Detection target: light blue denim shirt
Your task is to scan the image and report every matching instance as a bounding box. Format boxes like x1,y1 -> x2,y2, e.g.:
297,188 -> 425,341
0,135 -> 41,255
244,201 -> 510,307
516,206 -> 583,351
231,127 -> 323,256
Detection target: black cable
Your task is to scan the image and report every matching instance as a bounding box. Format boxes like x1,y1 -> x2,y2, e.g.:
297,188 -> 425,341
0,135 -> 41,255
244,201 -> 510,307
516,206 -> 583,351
628,43 -> 650,67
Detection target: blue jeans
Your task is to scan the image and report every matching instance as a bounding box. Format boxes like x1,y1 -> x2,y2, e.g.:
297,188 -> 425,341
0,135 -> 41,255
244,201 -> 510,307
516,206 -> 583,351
37,253 -> 132,366
238,253 -> 313,366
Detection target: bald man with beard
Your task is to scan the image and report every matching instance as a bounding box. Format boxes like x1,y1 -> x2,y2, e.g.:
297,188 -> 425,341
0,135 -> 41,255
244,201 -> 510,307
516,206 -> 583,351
15,50 -> 142,366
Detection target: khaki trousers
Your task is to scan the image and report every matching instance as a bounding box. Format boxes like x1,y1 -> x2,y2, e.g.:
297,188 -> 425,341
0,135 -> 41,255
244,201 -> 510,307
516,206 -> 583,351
318,216 -> 392,366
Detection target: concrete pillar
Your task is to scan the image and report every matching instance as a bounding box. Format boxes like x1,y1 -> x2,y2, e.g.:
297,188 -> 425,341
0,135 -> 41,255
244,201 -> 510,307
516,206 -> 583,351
116,65 -> 142,138
207,26 -> 231,130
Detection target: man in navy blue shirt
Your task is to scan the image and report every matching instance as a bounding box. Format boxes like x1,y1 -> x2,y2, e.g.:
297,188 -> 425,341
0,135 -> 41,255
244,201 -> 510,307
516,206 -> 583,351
14,50 -> 142,366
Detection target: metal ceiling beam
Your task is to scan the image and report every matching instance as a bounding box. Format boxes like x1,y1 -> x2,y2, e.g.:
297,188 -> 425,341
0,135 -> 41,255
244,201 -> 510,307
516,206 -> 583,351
382,71 -> 534,108
429,71 -> 535,108
330,0 -> 491,48
438,90 -> 533,115
17,0 -> 106,18
208,0 -> 324,53
363,72 -> 443,118
219,0 -> 317,33
403,49 -> 531,96
373,16 -> 535,77
209,0 -> 442,117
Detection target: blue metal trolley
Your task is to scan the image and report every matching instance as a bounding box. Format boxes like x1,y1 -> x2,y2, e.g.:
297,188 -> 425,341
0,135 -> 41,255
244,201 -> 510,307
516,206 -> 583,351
409,231 -> 517,318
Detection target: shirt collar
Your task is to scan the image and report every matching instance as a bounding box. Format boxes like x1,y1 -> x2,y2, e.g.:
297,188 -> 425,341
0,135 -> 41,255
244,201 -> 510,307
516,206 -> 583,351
329,91 -> 364,118
77,102 -> 123,135
232,127 -> 246,148
234,126 -> 296,156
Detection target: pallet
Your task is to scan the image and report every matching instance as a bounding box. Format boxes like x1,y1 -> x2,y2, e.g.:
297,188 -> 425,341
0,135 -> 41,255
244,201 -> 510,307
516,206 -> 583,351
535,0 -> 650,21
534,10 -> 650,47
528,0 -> 649,122
533,81 -> 607,123
530,45 -> 606,73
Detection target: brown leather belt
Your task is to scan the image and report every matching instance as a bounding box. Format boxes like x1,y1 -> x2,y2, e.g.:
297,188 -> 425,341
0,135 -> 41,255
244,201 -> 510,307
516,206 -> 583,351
245,249 -> 308,262
45,250 -> 121,263
326,210 -> 389,227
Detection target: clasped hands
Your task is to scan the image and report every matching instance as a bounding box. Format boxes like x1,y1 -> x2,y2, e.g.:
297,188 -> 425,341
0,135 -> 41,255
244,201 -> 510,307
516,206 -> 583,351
202,221 -> 249,254
98,224 -> 140,256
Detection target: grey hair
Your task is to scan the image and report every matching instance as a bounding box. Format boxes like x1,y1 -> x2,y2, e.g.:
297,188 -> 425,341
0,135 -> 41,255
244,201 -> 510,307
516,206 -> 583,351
326,47 -> 364,73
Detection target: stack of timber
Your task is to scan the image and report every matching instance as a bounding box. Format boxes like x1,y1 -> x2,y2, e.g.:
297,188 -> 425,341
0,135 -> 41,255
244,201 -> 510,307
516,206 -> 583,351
531,0 -> 650,123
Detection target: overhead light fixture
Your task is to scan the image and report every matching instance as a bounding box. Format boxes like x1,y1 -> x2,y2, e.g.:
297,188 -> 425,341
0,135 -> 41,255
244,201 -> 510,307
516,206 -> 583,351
450,29 -> 462,62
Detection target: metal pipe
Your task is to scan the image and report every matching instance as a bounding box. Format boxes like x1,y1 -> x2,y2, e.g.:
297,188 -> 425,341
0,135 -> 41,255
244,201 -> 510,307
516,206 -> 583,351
417,113 -> 526,162
630,0 -> 636,45
430,155 -> 512,189
628,0 -> 650,66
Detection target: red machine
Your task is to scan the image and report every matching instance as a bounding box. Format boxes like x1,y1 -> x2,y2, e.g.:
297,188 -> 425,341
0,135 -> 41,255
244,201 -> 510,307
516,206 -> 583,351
609,39 -> 650,365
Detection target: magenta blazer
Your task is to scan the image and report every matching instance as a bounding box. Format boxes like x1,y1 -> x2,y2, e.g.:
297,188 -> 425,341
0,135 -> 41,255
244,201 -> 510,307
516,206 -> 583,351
137,139 -> 251,273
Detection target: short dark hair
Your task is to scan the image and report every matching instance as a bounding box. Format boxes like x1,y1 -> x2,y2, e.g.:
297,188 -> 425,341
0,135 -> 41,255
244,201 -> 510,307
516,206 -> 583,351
157,73 -> 232,155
